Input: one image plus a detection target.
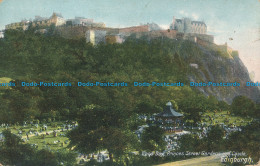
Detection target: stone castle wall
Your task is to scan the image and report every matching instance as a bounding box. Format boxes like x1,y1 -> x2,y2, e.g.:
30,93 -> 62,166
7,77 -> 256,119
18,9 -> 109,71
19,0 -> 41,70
54,25 -> 90,39
54,25 -> 119,39
119,25 -> 150,33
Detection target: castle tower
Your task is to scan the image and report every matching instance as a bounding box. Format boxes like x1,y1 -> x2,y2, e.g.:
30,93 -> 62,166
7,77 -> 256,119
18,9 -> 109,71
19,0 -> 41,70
172,16 -> 176,27
184,18 -> 192,33
170,16 -> 176,30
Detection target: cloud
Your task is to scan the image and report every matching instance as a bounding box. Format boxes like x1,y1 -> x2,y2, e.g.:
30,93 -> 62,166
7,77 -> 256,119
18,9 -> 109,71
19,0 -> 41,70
179,10 -> 199,20
179,10 -> 189,17
206,15 -> 229,36
159,24 -> 169,30
179,10 -> 185,14
191,13 -> 199,20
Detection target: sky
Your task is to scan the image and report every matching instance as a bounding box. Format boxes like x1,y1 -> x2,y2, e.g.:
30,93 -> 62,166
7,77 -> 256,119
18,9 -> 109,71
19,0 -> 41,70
0,0 -> 259,81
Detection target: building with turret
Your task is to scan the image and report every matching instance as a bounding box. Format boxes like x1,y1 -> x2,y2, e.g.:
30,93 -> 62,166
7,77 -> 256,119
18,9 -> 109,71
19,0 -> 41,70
170,17 -> 207,34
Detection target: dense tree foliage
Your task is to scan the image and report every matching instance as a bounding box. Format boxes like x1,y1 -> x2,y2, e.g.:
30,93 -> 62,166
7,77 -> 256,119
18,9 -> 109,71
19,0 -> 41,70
204,125 -> 225,151
231,95 -> 256,117
140,126 -> 166,152
178,134 -> 204,152
67,105 -> 138,162
0,29 -> 219,124
0,130 -> 35,165
0,130 -> 77,166
178,125 -> 225,152
227,121 -> 260,164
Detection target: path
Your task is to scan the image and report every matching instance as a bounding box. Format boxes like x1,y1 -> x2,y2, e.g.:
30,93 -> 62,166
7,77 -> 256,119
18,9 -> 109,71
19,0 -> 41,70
155,152 -> 229,166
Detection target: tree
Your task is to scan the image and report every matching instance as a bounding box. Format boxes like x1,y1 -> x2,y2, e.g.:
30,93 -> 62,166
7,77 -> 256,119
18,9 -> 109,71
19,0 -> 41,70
67,105 -> 136,162
204,125 -> 225,151
55,150 -> 77,166
207,95 -> 218,111
231,96 -> 256,117
141,126 -> 166,152
0,98 -> 12,123
0,130 -> 35,166
179,93 -> 224,114
33,149 -> 58,166
1,89 -> 35,123
134,101 -> 158,115
178,134 -> 204,152
0,130 -> 77,166
227,121 -> 260,164
254,103 -> 260,119
217,100 -> 230,111
170,100 -> 178,110
183,108 -> 203,124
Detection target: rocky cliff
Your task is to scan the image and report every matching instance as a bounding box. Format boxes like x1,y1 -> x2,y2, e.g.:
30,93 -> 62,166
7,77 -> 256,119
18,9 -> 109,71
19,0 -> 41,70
187,43 -> 260,104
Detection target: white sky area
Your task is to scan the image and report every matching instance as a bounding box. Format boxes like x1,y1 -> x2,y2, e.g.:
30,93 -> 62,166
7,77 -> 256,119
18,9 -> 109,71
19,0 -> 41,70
0,0 -> 259,82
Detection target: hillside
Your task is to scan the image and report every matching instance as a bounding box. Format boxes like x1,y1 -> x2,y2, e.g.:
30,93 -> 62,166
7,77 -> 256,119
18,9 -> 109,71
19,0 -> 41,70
185,43 -> 260,104
0,29 -> 259,123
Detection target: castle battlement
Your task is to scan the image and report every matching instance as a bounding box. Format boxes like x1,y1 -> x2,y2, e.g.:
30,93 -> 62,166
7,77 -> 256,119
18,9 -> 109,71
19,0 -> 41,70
218,42 -> 239,58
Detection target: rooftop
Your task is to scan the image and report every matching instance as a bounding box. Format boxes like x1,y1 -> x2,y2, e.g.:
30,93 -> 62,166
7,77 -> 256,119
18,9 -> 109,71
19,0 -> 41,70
156,102 -> 183,118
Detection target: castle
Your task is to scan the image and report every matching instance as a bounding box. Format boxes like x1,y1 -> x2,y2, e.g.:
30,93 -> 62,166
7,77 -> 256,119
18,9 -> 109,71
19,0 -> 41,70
170,16 -> 207,34
3,13 -> 238,57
